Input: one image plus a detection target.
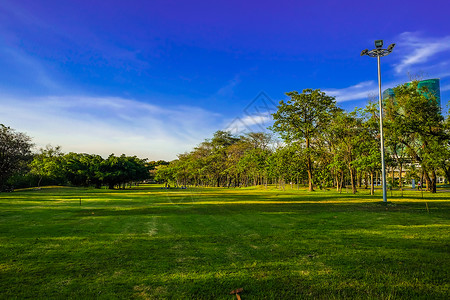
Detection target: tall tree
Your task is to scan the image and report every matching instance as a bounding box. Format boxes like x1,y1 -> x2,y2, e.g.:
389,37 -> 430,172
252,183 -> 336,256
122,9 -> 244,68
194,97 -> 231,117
271,89 -> 339,191
0,125 -> 34,190
30,145 -> 65,187
327,110 -> 365,194
441,114 -> 450,182
63,153 -> 104,188
99,154 -> 149,189
385,81 -> 446,193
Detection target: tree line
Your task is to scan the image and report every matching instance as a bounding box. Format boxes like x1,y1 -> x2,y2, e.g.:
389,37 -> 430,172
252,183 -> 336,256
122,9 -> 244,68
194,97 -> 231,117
1,81 -> 448,193
0,128 -> 161,190
155,81 -> 449,193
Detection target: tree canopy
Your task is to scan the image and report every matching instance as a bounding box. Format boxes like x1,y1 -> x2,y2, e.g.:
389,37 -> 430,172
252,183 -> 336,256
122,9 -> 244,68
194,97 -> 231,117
0,125 -> 33,190
1,80 -> 448,194
271,89 -> 340,191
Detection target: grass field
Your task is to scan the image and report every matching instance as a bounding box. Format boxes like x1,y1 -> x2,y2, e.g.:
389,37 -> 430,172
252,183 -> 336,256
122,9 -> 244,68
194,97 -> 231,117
0,185 -> 449,299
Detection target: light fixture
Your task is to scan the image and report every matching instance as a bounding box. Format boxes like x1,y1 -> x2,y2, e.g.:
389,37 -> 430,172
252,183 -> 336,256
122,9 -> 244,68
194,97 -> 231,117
387,43 -> 396,51
375,40 -> 383,48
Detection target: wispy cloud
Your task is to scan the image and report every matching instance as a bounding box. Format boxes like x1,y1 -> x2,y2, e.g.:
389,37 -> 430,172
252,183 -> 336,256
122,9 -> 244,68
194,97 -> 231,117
394,32 -> 450,74
240,113 -> 271,126
215,74 -> 241,98
323,81 -> 378,102
223,91 -> 277,135
224,112 -> 273,136
0,46 -> 61,91
0,95 -> 221,160
441,84 -> 450,92
325,32 -> 450,103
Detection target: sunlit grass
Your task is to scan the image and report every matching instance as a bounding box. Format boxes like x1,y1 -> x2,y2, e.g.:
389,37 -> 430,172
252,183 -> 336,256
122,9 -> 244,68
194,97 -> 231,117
0,185 -> 449,299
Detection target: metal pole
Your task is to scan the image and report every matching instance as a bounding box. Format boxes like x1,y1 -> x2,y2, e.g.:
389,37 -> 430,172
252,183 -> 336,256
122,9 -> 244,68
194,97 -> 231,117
377,55 -> 388,203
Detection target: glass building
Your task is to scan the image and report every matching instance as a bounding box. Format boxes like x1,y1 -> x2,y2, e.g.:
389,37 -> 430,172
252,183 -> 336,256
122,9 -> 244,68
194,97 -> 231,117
382,88 -> 395,100
416,79 -> 441,106
383,78 -> 441,106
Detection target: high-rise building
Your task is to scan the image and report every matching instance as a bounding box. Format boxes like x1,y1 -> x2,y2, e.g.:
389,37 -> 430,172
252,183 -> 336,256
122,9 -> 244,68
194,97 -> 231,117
382,88 -> 394,100
382,78 -> 441,106
416,79 -> 441,106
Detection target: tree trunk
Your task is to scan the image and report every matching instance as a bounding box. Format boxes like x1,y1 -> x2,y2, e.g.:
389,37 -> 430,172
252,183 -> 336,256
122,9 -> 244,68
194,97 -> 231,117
370,172 -> 374,195
424,171 -> 432,192
306,138 -> 314,191
307,167 -> 313,191
335,173 -> 340,192
431,170 -> 437,193
358,172 -> 362,188
364,173 -> 368,189
391,167 -> 395,188
350,167 -> 357,194
443,165 -> 450,183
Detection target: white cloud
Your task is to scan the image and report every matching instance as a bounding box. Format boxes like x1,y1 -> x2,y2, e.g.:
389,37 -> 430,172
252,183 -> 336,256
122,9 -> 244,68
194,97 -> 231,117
0,95 -> 221,160
441,84 -> 450,92
1,46 -> 61,91
323,81 -> 378,102
224,112 -> 273,136
394,32 -> 450,74
325,33 -> 450,104
240,113 -> 271,126
215,74 -> 241,98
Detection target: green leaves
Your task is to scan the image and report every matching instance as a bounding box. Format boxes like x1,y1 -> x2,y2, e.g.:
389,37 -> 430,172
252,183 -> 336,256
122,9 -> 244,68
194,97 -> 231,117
271,89 -> 339,191
0,124 -> 33,188
272,89 -> 338,143
99,154 -> 149,189
30,145 -> 65,187
384,81 -> 448,192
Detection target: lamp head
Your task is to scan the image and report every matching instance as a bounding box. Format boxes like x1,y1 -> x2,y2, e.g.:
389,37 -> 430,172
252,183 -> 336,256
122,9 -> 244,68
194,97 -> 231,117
360,49 -> 369,56
387,43 -> 396,51
375,40 -> 383,49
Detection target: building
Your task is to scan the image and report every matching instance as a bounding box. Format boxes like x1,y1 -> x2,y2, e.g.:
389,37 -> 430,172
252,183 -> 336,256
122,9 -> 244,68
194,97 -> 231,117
382,78 -> 445,185
383,78 -> 441,106
382,88 -> 394,100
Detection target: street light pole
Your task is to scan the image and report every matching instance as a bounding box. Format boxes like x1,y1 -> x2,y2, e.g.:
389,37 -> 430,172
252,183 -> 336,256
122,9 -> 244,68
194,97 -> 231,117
361,40 -> 395,203
377,55 -> 387,203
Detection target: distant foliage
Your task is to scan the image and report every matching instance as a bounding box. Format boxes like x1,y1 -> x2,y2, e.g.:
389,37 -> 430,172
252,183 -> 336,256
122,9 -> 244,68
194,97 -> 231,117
0,135 -> 152,189
2,81 -> 448,192
99,154 -> 149,189
157,84 -> 449,193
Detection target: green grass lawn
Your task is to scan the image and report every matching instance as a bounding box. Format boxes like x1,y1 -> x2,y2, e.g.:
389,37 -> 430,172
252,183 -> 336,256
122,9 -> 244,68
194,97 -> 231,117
0,185 -> 449,299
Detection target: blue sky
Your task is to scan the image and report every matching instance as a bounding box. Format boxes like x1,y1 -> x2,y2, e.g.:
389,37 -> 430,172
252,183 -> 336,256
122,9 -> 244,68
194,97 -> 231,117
1,0 -> 449,160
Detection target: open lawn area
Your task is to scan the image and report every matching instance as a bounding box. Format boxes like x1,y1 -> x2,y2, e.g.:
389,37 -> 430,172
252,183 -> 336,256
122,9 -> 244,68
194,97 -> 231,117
0,185 -> 449,299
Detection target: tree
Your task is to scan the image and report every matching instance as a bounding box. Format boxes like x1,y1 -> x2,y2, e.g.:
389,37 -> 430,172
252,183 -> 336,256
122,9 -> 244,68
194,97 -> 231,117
327,110 -> 365,194
0,125 -> 34,190
385,81 -> 446,193
352,106 -> 381,195
147,160 -> 169,182
155,164 -> 176,187
63,153 -> 104,188
271,89 -> 339,191
441,114 -> 450,182
29,145 -> 65,187
225,139 -> 252,187
99,154 -> 149,189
